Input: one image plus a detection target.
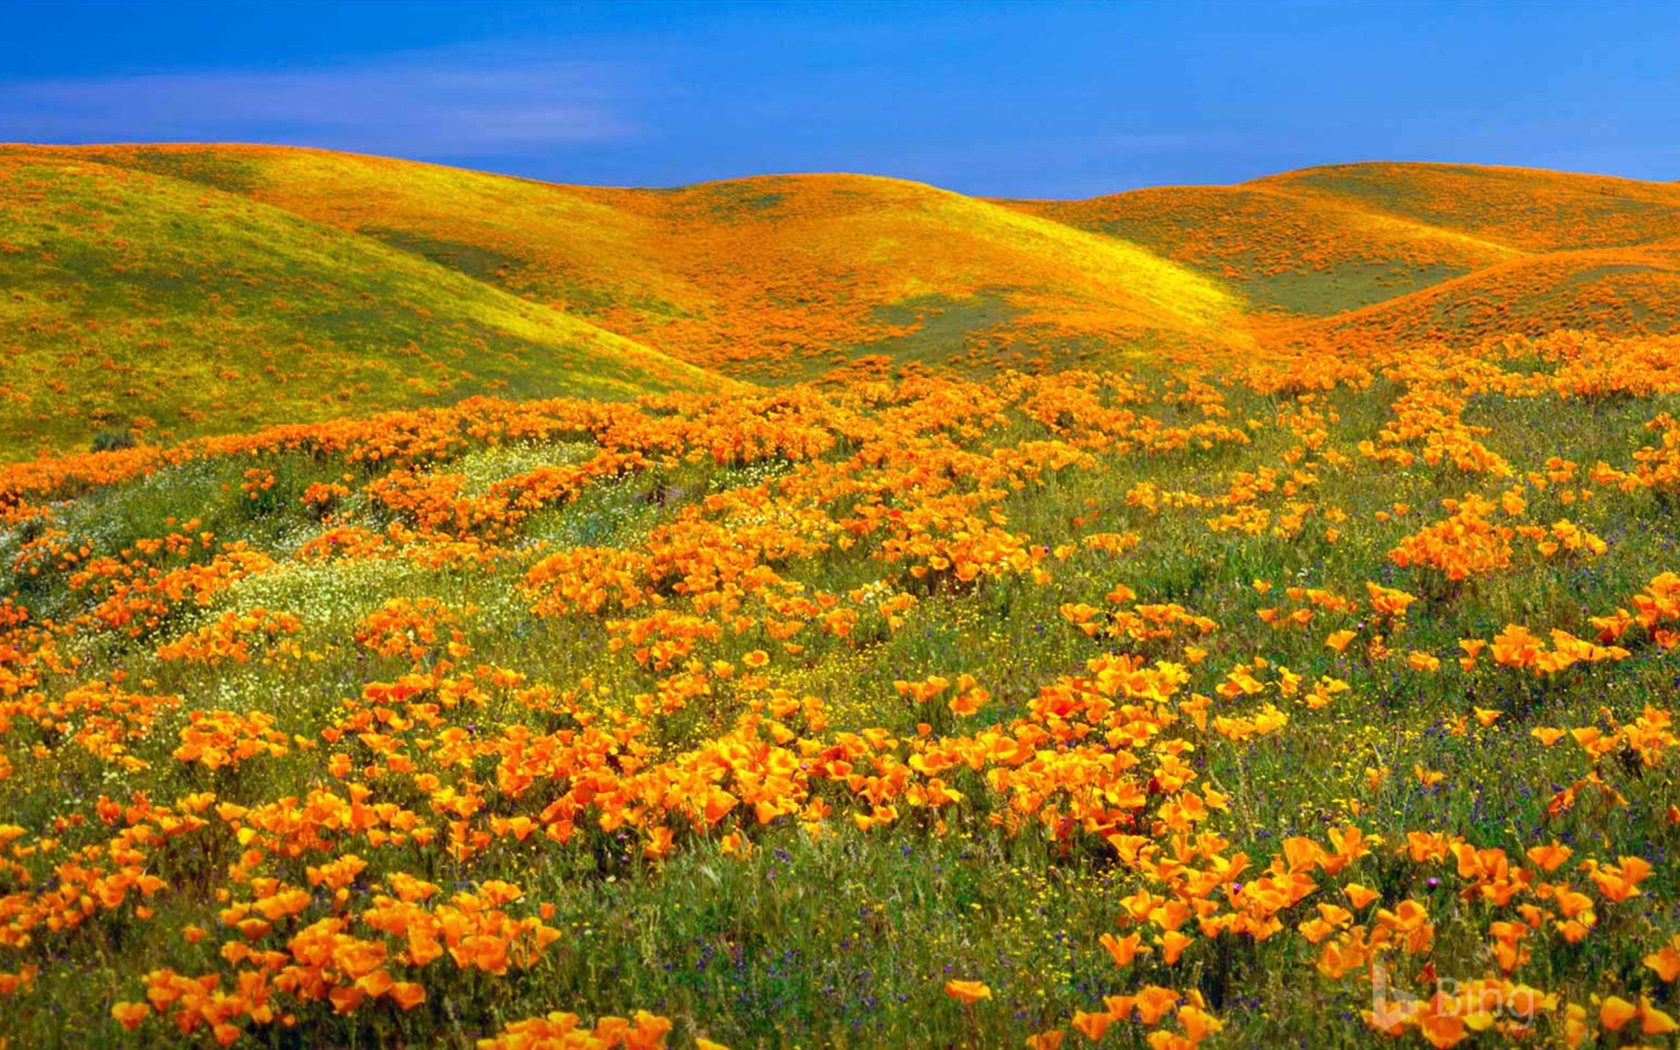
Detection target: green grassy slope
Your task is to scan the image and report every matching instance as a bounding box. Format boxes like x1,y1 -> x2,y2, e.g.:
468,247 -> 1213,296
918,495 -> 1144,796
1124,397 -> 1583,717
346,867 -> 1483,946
0,149 -> 725,456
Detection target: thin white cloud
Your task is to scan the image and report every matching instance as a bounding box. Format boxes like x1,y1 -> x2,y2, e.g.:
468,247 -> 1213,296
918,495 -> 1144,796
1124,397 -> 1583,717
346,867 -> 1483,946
0,50 -> 636,157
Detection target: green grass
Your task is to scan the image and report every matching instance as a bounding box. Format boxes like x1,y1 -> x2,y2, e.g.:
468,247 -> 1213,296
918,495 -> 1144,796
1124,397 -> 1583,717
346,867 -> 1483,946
0,153 -> 723,456
1243,261 -> 1471,316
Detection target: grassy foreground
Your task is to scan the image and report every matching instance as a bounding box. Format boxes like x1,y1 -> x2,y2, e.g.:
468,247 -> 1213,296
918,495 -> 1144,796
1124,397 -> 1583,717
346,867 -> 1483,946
3,331 -> 1680,1047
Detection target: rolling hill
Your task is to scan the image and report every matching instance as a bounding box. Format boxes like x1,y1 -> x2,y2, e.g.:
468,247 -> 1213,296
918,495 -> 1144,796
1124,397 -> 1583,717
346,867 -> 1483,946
1259,161 -> 1680,252
1008,162 -> 1680,328
1256,242 -> 1680,350
41,144 -> 1249,380
1006,181 -> 1520,316
5,144 -> 1680,458
0,148 -> 726,454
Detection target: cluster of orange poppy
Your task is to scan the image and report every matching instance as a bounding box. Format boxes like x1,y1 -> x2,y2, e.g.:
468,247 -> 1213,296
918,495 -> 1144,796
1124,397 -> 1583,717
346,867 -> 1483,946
5,328 -> 1680,1046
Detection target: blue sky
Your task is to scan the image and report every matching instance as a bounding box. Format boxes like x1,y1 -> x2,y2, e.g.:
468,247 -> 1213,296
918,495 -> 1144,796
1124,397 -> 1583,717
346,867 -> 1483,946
3,0 -> 1677,198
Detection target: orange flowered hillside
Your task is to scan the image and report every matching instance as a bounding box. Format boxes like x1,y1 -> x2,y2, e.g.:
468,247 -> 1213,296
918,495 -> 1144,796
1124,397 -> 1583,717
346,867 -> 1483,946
14,144 -> 1245,381
10,145 -> 1680,456
1014,161 -> 1680,338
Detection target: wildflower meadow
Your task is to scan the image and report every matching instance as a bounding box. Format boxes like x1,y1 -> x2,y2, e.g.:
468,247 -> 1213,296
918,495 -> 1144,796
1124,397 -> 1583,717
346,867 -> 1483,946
4,325 -> 1680,1047
4,143 -> 1680,1049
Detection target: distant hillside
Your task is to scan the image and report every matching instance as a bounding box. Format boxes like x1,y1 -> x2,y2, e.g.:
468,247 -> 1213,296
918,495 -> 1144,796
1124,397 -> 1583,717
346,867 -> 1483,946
1007,183 -> 1517,316
40,145 -> 1249,380
7,145 -> 1680,457
1009,161 -> 1680,337
0,148 -> 726,455
1258,244 -> 1680,350
1258,162 -> 1680,252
